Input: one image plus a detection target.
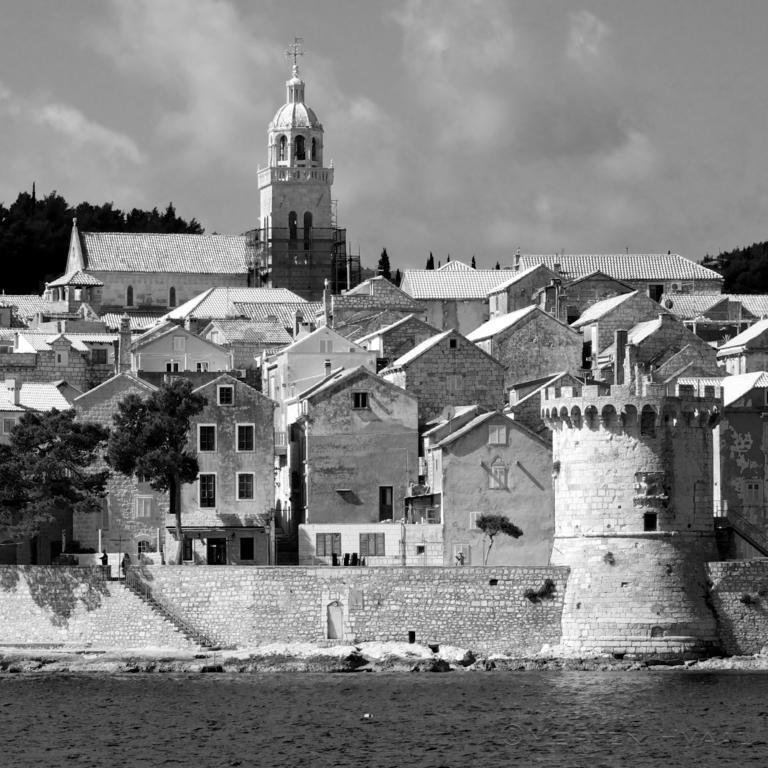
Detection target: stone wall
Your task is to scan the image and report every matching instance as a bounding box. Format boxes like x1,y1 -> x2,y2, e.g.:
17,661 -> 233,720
0,566 -> 196,649
707,560 -> 768,655
131,564 -> 568,654
0,350 -> 114,392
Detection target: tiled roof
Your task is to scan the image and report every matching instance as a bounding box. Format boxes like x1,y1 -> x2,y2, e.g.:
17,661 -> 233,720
12,382 -> 74,411
15,331 -> 116,353
400,268 -> 510,299
571,292 -> 639,327
515,254 -> 723,282
81,232 -> 250,274
466,306 -> 539,341
47,270 -> 104,288
597,317 -> 664,363
486,264 -> 557,295
658,293 -> 729,319
727,295 -> 768,318
382,330 -> 452,370
206,319 -> 292,345
717,318 -> 768,353
722,372 -> 768,405
234,301 -> 321,326
164,288 -> 307,321
0,294 -> 65,319
355,314 -> 432,344
99,313 -> 164,332
436,260 -> 473,271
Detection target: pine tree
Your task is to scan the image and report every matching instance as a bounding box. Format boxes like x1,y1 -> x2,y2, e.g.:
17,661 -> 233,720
471,255 -> 476,269
377,248 -> 391,280
495,261 -> 501,270
393,268 -> 402,286
426,252 -> 435,270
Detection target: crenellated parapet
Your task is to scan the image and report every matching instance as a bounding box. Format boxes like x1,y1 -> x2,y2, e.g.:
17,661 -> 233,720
541,381 -> 721,434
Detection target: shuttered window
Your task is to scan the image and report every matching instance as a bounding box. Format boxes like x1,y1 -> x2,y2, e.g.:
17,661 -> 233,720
359,533 -> 385,557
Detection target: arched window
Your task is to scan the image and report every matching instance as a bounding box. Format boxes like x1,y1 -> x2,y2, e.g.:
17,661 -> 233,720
288,211 -> 298,240
278,135 -> 287,161
640,406 -> 657,438
137,540 -> 151,555
303,211 -> 312,251
294,135 -> 305,161
168,286 -> 176,307
311,137 -> 318,162
126,286 -> 133,307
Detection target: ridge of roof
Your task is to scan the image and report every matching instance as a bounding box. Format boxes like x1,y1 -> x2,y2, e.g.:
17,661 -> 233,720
571,291 -> 639,327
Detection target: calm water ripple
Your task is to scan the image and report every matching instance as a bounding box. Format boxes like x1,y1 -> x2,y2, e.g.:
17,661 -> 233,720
1,671 -> 767,767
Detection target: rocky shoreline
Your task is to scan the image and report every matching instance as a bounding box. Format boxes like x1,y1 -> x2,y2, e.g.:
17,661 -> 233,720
2,641 -> 768,674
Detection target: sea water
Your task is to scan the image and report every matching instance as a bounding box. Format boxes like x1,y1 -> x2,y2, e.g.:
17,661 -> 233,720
1,671 -> 767,767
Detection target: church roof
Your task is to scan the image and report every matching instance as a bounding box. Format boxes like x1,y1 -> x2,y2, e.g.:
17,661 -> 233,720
271,102 -> 321,130
47,270 -> 104,288
80,232 -> 250,274
515,254 -> 722,283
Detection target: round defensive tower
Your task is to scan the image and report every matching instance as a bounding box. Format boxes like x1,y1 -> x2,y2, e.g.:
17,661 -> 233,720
542,377 -> 722,659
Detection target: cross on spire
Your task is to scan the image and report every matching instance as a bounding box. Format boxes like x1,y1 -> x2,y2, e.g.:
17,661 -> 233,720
286,37 -> 304,75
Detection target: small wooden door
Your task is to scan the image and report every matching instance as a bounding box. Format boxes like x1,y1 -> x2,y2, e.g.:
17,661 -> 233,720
327,601 -> 343,640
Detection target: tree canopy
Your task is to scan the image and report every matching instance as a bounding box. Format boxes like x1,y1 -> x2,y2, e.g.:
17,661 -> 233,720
107,378 -> 207,563
0,189 -> 204,294
702,242 -> 768,293
377,248 -> 391,281
0,410 -> 109,541
426,252 -> 435,270
476,513 -> 523,565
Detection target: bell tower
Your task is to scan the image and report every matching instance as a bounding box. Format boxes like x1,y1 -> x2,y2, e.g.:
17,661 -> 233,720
254,39 -> 350,300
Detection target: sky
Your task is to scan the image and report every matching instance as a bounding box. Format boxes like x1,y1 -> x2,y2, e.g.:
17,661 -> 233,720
2,0 -> 768,272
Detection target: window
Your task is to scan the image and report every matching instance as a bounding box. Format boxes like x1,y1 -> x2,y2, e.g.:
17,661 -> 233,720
488,424 -> 507,445
166,361 -> 179,373
198,425 -> 216,452
319,339 -> 333,354
303,212 -> 312,251
199,474 -> 216,507
237,424 -> 255,451
352,391 -> 369,409
56,351 -> 68,366
278,135 -> 287,161
218,385 -> 234,405
294,135 -> 306,160
137,540 -> 152,554
379,486 -> 393,521
311,137 -> 318,162
240,537 -> 255,560
136,473 -> 151,484
316,532 -> 341,558
172,336 -> 186,352
169,287 -> 176,307
489,459 -> 507,490
126,286 -> 133,306
359,533 -> 385,557
2,418 -> 14,434
237,473 -> 254,500
182,537 -> 193,561
449,337 -> 458,349
469,511 -> 481,530
196,361 -> 209,372
289,211 -> 298,240
643,512 -> 658,531
135,496 -> 153,518
91,348 -> 108,365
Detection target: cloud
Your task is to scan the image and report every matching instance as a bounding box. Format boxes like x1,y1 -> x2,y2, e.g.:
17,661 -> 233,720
597,130 -> 658,182
567,10 -> 611,69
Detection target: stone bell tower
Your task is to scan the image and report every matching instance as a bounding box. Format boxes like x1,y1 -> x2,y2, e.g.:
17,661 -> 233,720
542,348 -> 723,659
252,39 -> 349,301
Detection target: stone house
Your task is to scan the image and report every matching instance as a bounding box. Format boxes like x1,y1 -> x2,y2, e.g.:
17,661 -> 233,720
408,407 -> 553,566
380,328 -> 505,426
661,293 -> 754,343
175,375 -> 276,566
72,372 -> 166,568
320,276 -> 426,340
487,264 -> 559,318
542,270 -> 634,324
0,331 -> 117,392
400,260 -> 510,335
506,371 -> 584,439
712,372 -> 768,558
199,318 -> 293,371
514,252 -> 724,300
467,306 -> 582,390
291,366 -> 420,563
355,314 -> 441,372
717,319 -> 768,375
596,314 -> 721,383
572,290 -> 671,374
130,320 -> 232,375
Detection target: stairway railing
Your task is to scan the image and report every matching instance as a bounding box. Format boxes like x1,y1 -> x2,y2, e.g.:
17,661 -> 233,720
124,569 -> 223,649
722,509 -> 768,557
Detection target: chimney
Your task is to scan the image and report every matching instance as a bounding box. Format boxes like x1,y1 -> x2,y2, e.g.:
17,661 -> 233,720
5,378 -> 20,406
514,248 -> 521,270
293,310 -> 304,338
323,279 -> 332,328
118,314 -> 131,373
614,329 -> 628,385
323,359 -> 332,378
553,262 -> 562,275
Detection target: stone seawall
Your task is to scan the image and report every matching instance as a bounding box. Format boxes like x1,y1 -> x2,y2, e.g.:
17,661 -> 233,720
134,565 -> 568,655
707,560 -> 768,655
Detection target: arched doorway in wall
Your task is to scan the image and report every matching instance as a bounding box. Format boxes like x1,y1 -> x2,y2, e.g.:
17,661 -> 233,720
327,600 -> 343,640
